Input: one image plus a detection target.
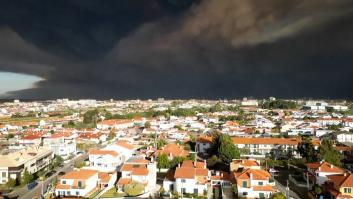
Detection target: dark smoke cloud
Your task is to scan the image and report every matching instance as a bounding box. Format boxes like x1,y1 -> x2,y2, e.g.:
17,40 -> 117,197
0,0 -> 353,99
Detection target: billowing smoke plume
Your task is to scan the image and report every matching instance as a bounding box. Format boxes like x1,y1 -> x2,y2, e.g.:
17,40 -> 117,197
0,0 -> 353,99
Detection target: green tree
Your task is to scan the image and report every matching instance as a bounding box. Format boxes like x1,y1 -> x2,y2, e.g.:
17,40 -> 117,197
6,133 -> 14,139
6,178 -> 17,188
207,155 -> 219,167
218,138 -> 240,164
156,139 -> 167,149
169,157 -> 185,169
123,181 -> 144,196
157,154 -> 169,169
297,137 -> 318,162
271,192 -> 286,199
144,121 -> 151,129
83,109 -> 99,124
22,169 -> 34,185
314,185 -> 322,195
319,139 -> 342,166
108,131 -> 115,141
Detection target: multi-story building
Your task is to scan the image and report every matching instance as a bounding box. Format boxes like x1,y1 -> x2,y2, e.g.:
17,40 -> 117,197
43,131 -> 77,159
234,168 -> 275,198
231,137 -> 300,157
196,135 -> 213,155
326,173 -> 353,199
116,157 -> 157,194
87,149 -> 122,172
105,140 -> 135,162
0,146 -> 53,184
306,161 -> 345,185
163,160 -> 210,196
55,169 -> 99,197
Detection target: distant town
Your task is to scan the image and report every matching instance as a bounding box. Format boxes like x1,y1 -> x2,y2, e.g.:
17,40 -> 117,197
0,98 -> 352,199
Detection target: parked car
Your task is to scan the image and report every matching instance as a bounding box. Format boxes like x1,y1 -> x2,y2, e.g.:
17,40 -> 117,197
45,170 -> 56,178
58,171 -> 66,176
27,181 -> 38,190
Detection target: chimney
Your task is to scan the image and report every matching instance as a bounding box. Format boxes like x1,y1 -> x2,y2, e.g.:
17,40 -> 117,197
178,163 -> 180,168
330,164 -> 334,169
216,171 -> 220,176
204,160 -> 207,168
194,161 -> 196,168
221,173 -> 223,177
344,173 -> 347,177
250,172 -> 253,179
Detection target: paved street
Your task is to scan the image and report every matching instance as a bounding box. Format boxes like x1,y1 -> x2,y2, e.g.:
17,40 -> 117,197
6,154 -> 88,199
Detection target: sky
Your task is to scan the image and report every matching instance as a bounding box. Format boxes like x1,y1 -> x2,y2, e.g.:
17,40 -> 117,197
0,0 -> 353,99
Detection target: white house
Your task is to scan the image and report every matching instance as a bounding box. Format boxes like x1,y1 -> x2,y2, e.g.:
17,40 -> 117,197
117,157 -> 157,194
337,133 -> 353,143
234,168 -> 275,198
42,131 -> 77,159
196,135 -> 213,155
104,140 -> 135,162
87,149 -> 122,172
55,169 -> 98,197
163,160 -> 209,196
306,161 -> 345,185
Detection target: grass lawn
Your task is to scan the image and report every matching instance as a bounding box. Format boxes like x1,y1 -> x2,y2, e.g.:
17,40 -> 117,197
100,187 -> 127,198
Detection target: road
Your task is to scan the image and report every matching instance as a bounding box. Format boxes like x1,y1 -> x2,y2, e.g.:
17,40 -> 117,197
6,154 -> 88,199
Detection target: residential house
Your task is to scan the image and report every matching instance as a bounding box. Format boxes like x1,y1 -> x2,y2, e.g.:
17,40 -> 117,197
87,149 -> 122,172
116,157 -> 157,194
306,161 -> 345,185
97,119 -> 133,130
55,169 -> 99,197
196,135 -> 213,155
155,143 -> 189,160
234,168 -> 275,198
42,131 -> 77,159
163,160 -> 210,196
230,159 -> 261,172
105,140 -> 135,162
326,173 -> 353,199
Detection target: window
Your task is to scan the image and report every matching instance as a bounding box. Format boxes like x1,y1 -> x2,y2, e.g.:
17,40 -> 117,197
243,192 -> 248,196
67,191 -> 70,195
76,191 -> 79,196
344,188 -> 351,193
182,188 -> 186,194
181,179 -> 186,183
2,172 -> 6,177
242,181 -> 247,188
78,181 -> 82,188
258,181 -> 263,185
194,189 -> 198,195
259,192 -> 265,198
62,180 -> 66,184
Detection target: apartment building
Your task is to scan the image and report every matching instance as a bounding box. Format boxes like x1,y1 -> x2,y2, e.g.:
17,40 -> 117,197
231,137 -> 300,157
0,146 -> 53,184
